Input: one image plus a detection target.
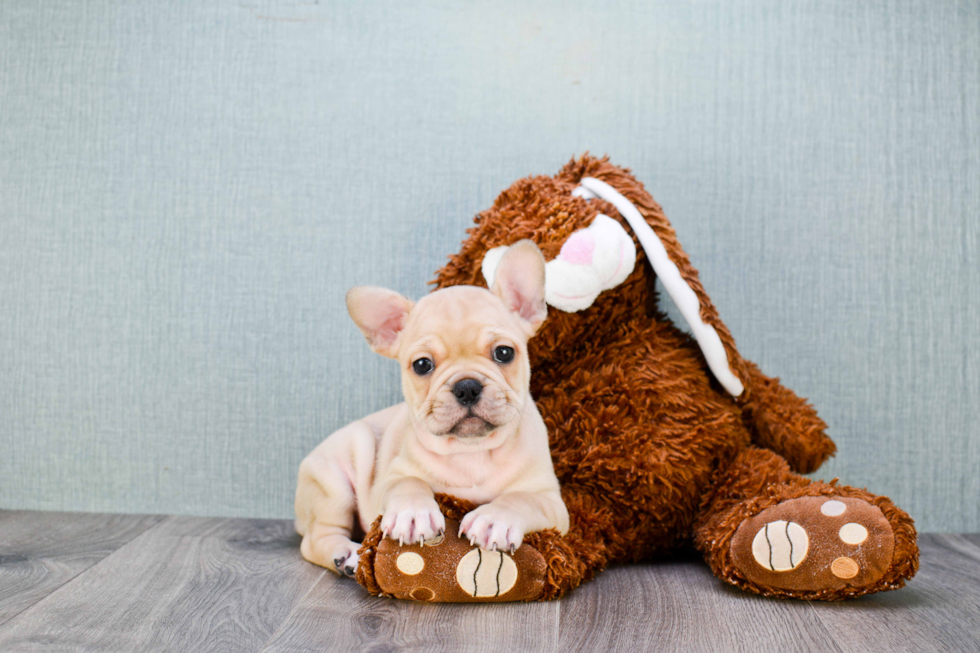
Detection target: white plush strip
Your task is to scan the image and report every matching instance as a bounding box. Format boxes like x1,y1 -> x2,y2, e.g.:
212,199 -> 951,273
577,177 -> 744,397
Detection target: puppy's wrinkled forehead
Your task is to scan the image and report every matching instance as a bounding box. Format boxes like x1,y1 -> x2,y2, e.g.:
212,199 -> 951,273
402,286 -> 521,354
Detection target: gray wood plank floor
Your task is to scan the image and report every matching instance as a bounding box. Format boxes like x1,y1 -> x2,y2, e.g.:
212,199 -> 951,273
0,511 -> 977,653
0,511 -> 165,628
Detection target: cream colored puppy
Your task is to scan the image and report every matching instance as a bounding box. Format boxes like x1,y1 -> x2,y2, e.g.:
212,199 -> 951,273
295,240 -> 569,577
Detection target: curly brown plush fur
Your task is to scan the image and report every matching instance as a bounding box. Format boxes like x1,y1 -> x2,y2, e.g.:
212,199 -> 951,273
356,155 -> 918,601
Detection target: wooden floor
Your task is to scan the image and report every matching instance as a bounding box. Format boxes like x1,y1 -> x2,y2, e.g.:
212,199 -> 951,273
0,512 -> 977,653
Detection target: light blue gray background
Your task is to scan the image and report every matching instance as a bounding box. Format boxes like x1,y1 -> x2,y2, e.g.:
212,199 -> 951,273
1,1 -> 977,531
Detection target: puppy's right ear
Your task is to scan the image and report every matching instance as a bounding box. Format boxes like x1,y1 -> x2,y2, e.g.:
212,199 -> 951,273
346,286 -> 414,358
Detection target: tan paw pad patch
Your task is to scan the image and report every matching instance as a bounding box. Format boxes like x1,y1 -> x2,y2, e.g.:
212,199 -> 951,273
456,549 -> 518,598
750,521 -> 809,571
831,556 -> 860,579
423,533 -> 445,546
820,500 -> 846,516
396,552 -> 425,575
839,523 -> 868,544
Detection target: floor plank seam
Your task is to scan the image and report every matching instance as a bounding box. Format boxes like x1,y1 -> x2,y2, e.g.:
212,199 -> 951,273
553,594 -> 561,653
801,599 -> 849,653
259,568 -> 327,652
0,516 -> 176,635
945,533 -> 980,560
0,514 -> 170,632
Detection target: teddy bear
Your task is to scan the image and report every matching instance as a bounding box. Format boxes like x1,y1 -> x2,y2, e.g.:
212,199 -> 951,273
354,155 -> 919,602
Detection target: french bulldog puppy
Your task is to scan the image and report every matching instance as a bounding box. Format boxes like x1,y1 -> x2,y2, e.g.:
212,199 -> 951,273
295,240 -> 570,577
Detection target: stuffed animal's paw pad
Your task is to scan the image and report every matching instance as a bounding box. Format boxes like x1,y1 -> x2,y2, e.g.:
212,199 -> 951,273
371,517 -> 548,602
731,495 -> 896,593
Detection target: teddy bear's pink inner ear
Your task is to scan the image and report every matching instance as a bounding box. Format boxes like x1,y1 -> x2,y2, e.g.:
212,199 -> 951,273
558,231 -> 596,266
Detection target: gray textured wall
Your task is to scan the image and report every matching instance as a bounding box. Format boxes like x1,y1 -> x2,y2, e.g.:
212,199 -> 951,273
1,1 -> 977,531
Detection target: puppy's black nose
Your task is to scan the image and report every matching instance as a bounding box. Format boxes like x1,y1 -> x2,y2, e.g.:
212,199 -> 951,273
452,379 -> 483,406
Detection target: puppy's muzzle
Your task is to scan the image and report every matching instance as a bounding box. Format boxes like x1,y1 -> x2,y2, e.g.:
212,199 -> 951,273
452,379 -> 483,407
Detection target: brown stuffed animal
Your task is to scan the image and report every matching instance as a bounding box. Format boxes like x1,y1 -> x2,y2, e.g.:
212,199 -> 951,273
356,155 -> 919,602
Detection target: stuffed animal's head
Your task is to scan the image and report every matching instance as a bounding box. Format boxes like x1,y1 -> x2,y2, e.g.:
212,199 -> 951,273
432,155 -> 658,368
432,154 -> 746,397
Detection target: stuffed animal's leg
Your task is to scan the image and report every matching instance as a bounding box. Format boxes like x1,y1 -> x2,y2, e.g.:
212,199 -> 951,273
694,447 -> 919,600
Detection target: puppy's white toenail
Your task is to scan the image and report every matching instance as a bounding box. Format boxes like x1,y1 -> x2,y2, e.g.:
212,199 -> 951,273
831,556 -> 859,579
751,520 -> 809,571
821,500 -> 847,517
839,523 -> 869,544
396,552 -> 425,575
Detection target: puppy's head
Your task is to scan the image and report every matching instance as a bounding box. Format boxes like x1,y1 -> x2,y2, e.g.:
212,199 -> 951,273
347,240 -> 546,445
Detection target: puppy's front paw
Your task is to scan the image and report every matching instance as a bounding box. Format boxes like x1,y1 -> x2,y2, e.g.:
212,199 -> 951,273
459,505 -> 525,552
381,497 -> 446,546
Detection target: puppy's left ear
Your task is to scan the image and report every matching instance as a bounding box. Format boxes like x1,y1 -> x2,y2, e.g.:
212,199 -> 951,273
491,239 -> 547,335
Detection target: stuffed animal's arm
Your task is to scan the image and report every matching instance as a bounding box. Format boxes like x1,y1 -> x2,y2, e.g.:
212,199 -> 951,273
735,360 -> 835,473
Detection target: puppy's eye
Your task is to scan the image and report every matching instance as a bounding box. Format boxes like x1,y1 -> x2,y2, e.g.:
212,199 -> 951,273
412,358 -> 434,375
492,346 -> 515,364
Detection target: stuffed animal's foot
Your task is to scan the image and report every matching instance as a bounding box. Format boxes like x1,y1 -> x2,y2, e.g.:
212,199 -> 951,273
729,495 -> 914,599
367,518 -> 548,602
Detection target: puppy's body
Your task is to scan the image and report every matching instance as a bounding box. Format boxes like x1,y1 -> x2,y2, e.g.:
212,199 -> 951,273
295,243 -> 569,576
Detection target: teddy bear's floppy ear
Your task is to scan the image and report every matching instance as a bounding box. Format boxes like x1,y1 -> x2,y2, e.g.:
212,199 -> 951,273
575,177 -> 745,397
346,286 -> 415,358
489,240 -> 547,336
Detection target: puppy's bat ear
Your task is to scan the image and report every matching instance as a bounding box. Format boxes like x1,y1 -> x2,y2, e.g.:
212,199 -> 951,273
346,286 -> 414,358
491,239 -> 547,335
